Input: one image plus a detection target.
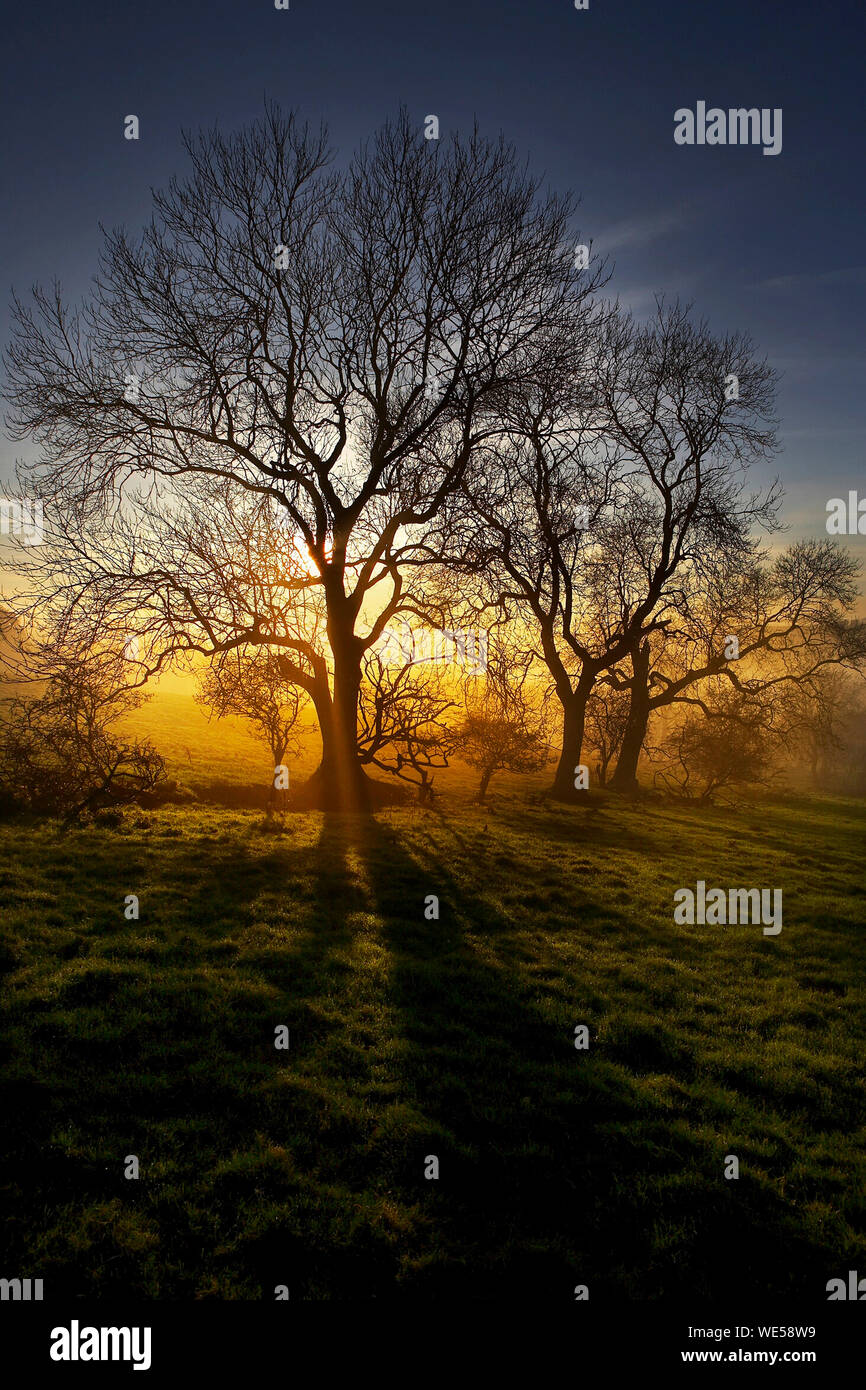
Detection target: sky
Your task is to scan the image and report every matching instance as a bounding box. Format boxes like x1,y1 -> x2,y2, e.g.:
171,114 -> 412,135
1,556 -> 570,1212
1,0 -> 863,563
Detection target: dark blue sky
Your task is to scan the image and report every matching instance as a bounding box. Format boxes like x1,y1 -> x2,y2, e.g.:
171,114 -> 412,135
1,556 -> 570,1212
2,0 -> 863,551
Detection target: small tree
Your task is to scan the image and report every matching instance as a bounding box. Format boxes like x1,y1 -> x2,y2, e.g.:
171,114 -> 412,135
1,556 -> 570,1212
775,668 -> 853,783
0,652 -> 166,819
584,684 -> 631,787
458,702 -> 548,802
357,651 -> 456,804
652,697 -> 775,803
196,649 -> 308,806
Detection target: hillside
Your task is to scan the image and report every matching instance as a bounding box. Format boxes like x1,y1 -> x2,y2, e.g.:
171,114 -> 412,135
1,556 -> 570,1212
1,790 -> 863,1298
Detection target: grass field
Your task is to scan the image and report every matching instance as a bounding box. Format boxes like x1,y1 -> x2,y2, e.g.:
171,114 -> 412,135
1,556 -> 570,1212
1,693 -> 864,1301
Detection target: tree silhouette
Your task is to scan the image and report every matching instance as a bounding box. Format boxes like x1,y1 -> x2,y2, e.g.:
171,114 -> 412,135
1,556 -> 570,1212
4,105 -> 599,809
195,647 -> 308,806
607,539 -> 865,790
453,298 -> 780,800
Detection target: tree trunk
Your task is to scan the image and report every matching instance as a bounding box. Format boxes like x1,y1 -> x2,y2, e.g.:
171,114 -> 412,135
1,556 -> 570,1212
269,740 -> 288,810
268,742 -> 279,809
296,603 -> 376,811
550,671 -> 595,801
609,641 -> 651,792
477,766 -> 494,802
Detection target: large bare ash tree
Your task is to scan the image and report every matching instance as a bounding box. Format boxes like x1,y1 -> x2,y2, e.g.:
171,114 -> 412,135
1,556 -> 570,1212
3,105 -> 598,809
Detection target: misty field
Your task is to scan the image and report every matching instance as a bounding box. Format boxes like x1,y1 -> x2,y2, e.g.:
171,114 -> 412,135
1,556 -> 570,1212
1,757 -> 864,1300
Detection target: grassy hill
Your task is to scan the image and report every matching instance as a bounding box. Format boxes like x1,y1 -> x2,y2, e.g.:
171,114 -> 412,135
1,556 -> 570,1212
1,782 -> 863,1299
121,686 -> 546,804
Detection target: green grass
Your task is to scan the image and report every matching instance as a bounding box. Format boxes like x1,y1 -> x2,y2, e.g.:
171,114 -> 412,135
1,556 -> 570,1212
1,788 -> 864,1300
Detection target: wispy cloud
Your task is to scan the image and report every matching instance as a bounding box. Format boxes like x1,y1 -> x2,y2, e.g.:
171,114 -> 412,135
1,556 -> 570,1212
609,272 -> 705,318
781,426 -> 865,440
757,266 -> 866,292
590,204 -> 699,255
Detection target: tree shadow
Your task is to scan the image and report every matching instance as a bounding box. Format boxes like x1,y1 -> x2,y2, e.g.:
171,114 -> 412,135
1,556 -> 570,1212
345,811 -> 834,1300
339,814 -> 649,1295
0,809 -> 843,1300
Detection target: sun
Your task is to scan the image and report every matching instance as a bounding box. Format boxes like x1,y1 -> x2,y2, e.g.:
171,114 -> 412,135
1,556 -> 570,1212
277,531 -> 327,579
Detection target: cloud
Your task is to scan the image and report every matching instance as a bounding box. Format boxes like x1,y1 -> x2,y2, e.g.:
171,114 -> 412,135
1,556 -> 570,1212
591,205 -> 694,255
780,426 -> 866,440
609,271 -> 705,318
757,266 -> 866,292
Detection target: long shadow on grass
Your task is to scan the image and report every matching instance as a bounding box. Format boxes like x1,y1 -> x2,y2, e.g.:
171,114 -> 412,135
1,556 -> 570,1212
0,812 -> 847,1300
345,810 -> 836,1301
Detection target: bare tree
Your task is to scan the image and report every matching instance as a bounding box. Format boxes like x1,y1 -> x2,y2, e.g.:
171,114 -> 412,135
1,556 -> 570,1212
607,539 -> 864,790
454,297 -> 780,801
4,105 -> 599,809
0,646 -> 166,819
584,683 -> 631,787
457,703 -> 548,802
195,647 -> 309,806
776,670 -> 852,782
357,650 -> 456,803
651,693 -> 777,804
